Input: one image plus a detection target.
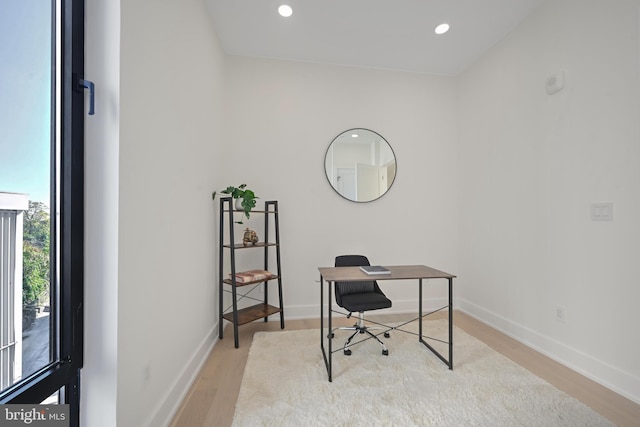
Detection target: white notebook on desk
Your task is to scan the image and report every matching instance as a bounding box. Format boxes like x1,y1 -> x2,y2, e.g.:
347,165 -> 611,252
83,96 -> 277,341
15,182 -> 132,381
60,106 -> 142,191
359,265 -> 390,275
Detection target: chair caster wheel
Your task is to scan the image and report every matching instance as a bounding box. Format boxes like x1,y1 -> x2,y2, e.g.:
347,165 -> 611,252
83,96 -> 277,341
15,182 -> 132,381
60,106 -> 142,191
328,333 -> 334,339
384,332 -> 390,338
382,349 -> 389,356
344,349 -> 352,356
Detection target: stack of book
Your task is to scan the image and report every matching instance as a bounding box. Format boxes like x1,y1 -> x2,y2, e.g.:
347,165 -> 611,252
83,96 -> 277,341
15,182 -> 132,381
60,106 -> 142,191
231,269 -> 275,283
359,265 -> 391,275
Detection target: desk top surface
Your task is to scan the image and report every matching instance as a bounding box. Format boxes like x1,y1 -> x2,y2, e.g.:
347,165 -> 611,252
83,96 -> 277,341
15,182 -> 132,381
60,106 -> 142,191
318,265 -> 456,282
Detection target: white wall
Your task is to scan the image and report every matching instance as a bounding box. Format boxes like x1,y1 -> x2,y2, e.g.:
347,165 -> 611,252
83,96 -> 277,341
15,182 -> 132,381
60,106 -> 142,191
222,57 -> 459,316
83,0 -> 120,424
84,0 -> 227,425
457,0 -> 640,402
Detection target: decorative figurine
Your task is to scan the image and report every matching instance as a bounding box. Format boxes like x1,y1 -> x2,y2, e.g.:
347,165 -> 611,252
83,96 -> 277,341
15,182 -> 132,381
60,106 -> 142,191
242,228 -> 259,246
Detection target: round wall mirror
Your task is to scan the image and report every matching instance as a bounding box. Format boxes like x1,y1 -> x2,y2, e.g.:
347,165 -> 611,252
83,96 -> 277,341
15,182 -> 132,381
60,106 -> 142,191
324,128 -> 397,202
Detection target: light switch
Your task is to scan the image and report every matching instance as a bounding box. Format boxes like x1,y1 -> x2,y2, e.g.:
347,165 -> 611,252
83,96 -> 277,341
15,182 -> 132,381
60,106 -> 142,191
591,202 -> 614,221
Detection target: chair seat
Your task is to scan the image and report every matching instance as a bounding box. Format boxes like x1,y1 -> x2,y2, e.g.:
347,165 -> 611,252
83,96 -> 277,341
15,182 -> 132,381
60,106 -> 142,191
340,292 -> 392,313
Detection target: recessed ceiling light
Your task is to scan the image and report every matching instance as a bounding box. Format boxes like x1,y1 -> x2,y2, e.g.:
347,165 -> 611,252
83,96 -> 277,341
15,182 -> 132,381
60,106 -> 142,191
278,5 -> 293,18
351,133 -> 359,138
434,23 -> 450,35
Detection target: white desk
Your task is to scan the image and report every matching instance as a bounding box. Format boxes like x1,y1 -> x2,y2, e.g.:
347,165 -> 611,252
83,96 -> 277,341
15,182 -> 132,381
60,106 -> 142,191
318,265 -> 456,382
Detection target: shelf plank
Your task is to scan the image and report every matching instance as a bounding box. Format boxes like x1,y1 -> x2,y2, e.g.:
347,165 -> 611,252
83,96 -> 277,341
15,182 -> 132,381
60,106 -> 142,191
223,276 -> 280,287
222,304 -> 281,325
222,209 -> 275,214
222,242 -> 278,249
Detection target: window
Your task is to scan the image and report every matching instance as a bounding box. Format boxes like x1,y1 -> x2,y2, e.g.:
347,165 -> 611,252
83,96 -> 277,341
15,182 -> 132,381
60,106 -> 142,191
0,0 -> 84,424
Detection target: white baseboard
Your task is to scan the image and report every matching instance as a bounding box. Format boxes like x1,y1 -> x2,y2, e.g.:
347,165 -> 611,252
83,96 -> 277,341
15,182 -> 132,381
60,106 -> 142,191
457,298 -> 640,405
148,324 -> 218,427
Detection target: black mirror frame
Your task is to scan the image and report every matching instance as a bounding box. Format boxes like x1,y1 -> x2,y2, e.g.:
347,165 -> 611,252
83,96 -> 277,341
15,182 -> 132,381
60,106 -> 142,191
324,128 -> 397,203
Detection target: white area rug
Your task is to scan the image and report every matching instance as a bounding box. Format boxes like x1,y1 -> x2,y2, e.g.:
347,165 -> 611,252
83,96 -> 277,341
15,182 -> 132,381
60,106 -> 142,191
232,320 -> 613,426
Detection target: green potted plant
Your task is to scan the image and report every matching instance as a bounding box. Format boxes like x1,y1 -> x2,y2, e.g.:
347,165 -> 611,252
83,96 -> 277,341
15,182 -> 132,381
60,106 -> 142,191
212,184 -> 258,224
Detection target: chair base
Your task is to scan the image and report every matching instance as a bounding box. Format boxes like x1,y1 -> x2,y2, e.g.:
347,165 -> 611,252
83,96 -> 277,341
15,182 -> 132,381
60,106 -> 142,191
334,312 -> 389,356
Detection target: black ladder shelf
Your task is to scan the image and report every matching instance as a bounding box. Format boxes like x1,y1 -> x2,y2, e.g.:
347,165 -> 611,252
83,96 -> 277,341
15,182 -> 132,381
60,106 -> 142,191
218,197 -> 284,348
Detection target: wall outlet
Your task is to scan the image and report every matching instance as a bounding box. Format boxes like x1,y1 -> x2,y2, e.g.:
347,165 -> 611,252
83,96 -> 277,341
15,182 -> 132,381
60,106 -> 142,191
555,305 -> 567,323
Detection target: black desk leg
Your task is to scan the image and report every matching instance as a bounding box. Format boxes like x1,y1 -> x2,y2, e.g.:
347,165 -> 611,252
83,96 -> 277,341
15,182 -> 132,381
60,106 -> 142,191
449,277 -> 453,370
328,279 -> 332,382
419,277 -> 454,371
319,276 -> 333,382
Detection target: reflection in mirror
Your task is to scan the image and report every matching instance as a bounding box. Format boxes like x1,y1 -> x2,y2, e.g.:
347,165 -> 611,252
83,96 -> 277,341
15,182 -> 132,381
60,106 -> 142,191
324,128 -> 397,202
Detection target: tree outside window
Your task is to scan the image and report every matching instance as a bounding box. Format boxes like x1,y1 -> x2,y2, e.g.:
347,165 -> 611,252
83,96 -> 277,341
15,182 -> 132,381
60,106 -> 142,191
22,201 -> 50,328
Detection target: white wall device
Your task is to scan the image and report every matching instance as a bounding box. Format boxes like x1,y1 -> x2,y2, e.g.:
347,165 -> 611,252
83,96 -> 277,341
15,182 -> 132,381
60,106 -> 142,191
545,70 -> 566,95
591,202 -> 614,221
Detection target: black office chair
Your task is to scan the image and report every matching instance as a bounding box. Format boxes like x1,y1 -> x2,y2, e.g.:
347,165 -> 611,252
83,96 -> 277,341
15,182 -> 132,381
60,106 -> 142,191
333,255 -> 392,356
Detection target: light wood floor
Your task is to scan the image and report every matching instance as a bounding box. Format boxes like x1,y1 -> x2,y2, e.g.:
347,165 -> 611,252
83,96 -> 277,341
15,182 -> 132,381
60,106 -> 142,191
169,311 -> 640,427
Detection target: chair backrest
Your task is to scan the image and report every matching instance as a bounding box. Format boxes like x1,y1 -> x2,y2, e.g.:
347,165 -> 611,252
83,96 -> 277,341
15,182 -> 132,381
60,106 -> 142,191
335,255 -> 370,268
334,255 -> 377,297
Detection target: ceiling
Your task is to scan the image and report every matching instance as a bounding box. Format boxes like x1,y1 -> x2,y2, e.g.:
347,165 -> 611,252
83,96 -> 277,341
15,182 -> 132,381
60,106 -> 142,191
204,0 -> 544,76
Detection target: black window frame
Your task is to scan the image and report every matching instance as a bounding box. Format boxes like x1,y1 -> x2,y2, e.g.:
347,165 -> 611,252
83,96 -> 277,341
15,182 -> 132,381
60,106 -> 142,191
0,0 -> 84,425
